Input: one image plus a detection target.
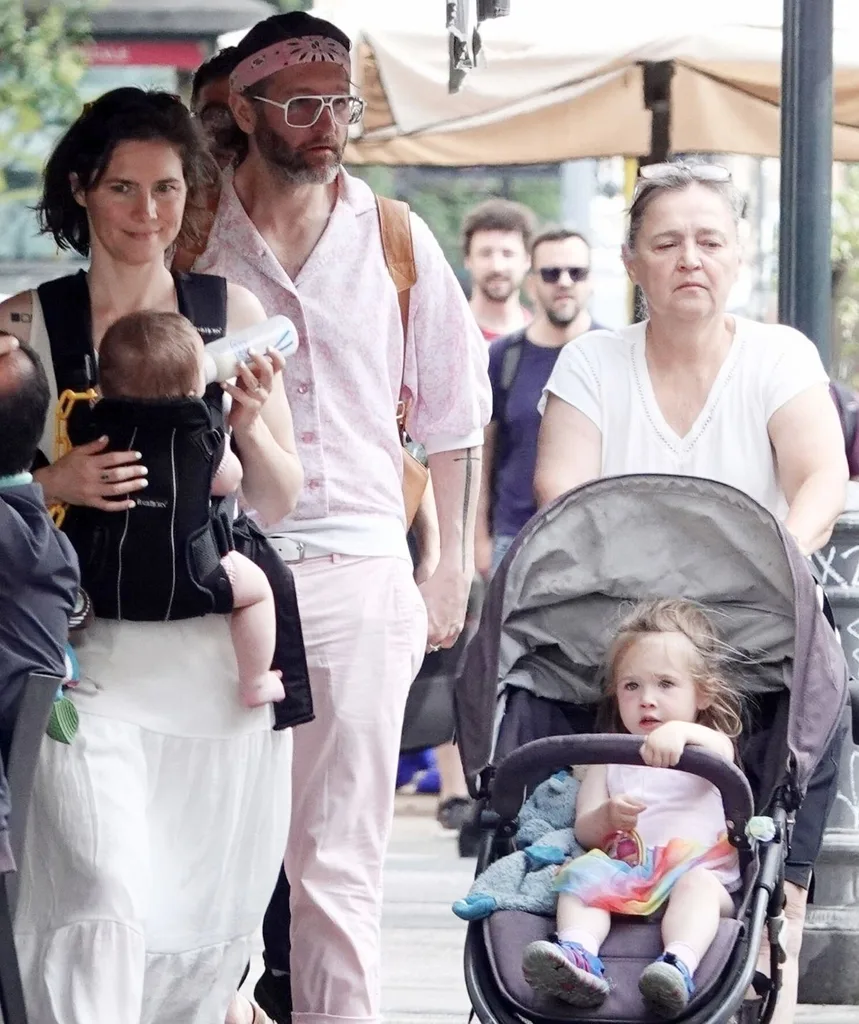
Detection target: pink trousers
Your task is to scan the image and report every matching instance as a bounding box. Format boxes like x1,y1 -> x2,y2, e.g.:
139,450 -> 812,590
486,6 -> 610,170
286,554 -> 428,1024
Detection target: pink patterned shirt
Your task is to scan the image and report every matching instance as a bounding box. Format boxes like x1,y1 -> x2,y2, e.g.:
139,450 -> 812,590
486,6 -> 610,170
194,170 -> 491,559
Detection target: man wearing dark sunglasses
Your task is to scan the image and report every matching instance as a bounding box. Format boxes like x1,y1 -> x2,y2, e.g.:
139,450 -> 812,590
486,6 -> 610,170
476,227 -> 604,579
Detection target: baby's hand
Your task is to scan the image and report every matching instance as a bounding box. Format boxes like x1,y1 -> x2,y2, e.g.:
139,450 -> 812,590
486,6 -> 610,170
607,793 -> 646,832
640,721 -> 688,768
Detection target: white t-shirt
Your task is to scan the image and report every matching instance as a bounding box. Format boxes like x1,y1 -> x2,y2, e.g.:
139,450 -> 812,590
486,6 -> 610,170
540,317 -> 829,519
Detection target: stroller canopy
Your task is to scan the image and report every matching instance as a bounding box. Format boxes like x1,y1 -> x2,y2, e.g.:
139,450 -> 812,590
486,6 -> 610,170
458,475 -> 847,808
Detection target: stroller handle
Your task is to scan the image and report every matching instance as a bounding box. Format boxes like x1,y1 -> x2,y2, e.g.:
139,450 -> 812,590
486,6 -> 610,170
490,733 -> 756,849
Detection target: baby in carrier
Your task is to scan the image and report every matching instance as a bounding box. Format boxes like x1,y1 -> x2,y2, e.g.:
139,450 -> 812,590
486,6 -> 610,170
95,310 -> 284,709
522,598 -> 743,1018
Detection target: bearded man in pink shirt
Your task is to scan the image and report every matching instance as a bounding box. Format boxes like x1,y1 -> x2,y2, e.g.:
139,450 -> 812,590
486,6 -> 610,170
192,11 -> 491,1024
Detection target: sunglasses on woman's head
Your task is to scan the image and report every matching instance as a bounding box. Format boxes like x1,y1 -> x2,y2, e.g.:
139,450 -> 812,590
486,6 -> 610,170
634,162 -> 732,197
537,266 -> 590,284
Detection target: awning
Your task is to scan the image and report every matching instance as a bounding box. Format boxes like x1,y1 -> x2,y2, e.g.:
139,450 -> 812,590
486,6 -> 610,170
306,0 -> 859,165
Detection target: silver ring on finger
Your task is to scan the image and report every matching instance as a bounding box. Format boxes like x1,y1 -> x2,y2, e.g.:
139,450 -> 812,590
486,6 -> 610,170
428,643 -> 441,653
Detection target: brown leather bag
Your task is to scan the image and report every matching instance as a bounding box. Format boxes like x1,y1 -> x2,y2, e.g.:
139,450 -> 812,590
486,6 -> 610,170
376,195 -> 429,528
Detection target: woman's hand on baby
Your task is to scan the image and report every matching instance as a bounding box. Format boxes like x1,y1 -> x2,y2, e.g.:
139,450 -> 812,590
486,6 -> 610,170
640,721 -> 689,768
607,793 -> 646,832
224,348 -> 286,435
38,437 -> 148,511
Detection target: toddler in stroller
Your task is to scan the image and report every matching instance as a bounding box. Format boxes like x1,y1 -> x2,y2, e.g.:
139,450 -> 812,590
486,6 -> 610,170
522,599 -> 743,1017
455,474 -> 849,1024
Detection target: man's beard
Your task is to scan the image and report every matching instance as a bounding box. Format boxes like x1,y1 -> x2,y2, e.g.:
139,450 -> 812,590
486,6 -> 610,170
255,119 -> 344,185
545,298 -> 581,328
477,275 -> 516,303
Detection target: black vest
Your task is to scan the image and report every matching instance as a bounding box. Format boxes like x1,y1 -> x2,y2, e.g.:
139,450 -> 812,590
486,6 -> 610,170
37,270 -> 313,730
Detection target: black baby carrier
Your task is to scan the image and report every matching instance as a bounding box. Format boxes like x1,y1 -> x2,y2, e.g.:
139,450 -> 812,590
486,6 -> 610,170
37,270 -> 314,729
62,395 -> 235,621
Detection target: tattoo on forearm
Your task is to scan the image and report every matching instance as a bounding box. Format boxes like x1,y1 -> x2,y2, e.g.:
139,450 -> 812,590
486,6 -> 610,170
454,447 -> 479,571
10,313 -> 31,323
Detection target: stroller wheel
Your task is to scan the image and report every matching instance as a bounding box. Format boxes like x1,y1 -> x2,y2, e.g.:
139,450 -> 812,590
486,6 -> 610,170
69,587 -> 94,635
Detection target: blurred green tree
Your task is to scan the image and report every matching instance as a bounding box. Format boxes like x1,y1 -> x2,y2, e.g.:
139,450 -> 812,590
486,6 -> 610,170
273,0 -> 312,11
348,164 -> 561,281
0,1 -> 92,195
832,164 -> 859,385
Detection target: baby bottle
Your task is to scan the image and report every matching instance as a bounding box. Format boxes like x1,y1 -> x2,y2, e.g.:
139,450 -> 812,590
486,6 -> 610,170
203,315 -> 299,384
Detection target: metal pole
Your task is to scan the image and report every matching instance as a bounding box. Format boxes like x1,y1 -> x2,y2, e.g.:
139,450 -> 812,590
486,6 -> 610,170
777,0 -> 834,366
641,62 -> 674,167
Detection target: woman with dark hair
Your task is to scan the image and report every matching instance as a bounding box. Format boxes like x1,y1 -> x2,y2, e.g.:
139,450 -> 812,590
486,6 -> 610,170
0,88 -> 304,1023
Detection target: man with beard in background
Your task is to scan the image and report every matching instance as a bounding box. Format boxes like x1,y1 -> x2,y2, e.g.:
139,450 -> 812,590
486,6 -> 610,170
474,227 -> 604,577
191,46 -> 243,170
462,198 -> 536,341
191,11 -> 491,1024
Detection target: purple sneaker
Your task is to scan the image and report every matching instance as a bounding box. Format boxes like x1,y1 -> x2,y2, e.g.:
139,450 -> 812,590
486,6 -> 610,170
522,939 -> 610,1007
639,952 -> 695,1018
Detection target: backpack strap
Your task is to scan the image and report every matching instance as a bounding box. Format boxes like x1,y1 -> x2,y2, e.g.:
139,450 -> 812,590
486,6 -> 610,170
376,195 -> 417,413
494,332 -> 526,427
36,271 -> 97,395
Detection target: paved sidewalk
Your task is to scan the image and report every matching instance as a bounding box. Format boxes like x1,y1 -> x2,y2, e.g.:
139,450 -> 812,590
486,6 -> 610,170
247,795 -> 859,1023
379,797 -> 859,1024
381,800 -> 473,1024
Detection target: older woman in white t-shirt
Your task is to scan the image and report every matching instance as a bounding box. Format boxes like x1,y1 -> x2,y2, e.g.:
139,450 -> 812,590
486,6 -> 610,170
534,162 -> 848,1024
535,163 -> 847,555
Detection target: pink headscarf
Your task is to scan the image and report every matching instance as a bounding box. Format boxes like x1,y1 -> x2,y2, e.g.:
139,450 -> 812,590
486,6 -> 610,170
230,35 -> 351,92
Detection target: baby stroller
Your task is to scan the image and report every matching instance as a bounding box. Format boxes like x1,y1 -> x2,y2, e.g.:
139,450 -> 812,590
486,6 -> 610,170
455,474 -> 850,1024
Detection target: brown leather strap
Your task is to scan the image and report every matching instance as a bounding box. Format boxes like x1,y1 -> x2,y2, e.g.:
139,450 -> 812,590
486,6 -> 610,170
376,195 -> 417,410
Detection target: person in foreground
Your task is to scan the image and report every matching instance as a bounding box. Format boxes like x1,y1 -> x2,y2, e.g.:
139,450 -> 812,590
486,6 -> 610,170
193,13 -> 491,1023
535,162 -> 847,555
534,162 -> 849,1024
0,336 -> 79,751
0,88 -> 303,1024
522,599 -> 741,1018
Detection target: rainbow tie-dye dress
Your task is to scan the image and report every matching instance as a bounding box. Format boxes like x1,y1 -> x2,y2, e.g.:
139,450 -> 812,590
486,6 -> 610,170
554,762 -> 740,915
553,832 -> 737,916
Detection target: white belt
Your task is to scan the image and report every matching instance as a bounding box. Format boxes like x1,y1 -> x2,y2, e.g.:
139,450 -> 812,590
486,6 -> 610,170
267,535 -> 332,563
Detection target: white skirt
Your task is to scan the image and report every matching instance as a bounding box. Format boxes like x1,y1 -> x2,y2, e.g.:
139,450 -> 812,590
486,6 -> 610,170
15,615 -> 293,1024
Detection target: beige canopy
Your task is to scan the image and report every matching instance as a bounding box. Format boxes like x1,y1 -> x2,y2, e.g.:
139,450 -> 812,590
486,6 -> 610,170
307,0 -> 859,164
